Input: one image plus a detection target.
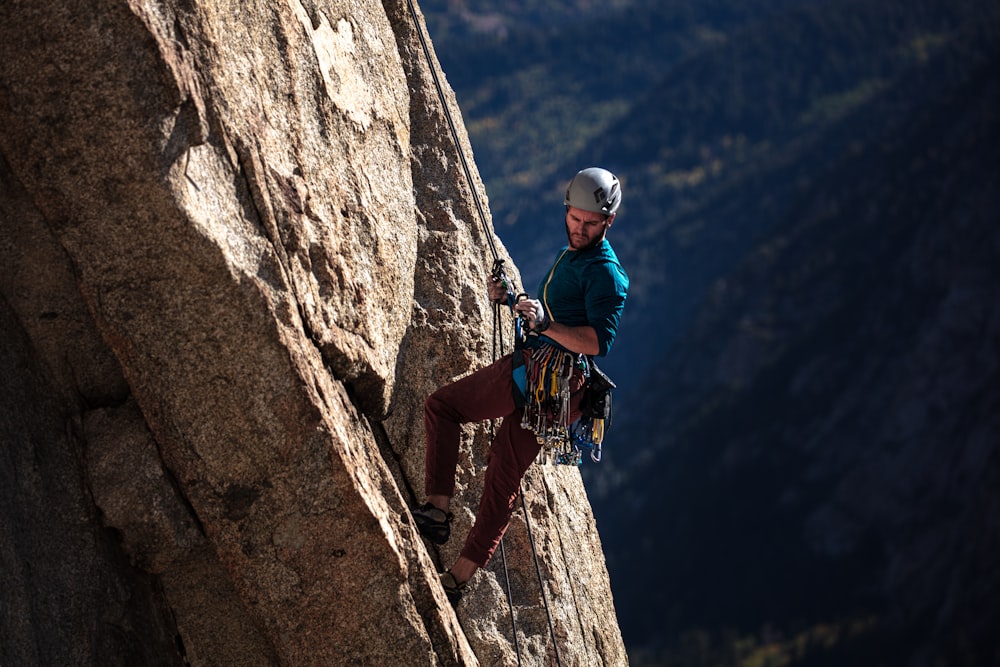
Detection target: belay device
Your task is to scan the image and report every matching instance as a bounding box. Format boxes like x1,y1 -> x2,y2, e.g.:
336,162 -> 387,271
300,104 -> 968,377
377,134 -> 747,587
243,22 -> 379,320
492,259 -> 615,466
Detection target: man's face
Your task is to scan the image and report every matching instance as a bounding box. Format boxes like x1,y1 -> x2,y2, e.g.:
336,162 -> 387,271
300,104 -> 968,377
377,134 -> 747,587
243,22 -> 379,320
565,205 -> 613,250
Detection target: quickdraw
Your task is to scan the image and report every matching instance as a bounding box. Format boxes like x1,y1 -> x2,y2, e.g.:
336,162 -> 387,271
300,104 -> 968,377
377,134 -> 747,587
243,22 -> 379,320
525,348 -> 610,466
520,344 -> 579,464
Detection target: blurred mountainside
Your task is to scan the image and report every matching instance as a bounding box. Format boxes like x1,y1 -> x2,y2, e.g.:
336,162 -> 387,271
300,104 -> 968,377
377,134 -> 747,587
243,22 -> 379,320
602,31 -> 1000,667
424,0 -> 993,377
422,0 -> 1000,665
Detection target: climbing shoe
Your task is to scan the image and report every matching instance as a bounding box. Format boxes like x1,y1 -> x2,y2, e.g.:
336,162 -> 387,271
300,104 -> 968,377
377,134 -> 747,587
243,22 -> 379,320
412,502 -> 452,545
440,571 -> 467,606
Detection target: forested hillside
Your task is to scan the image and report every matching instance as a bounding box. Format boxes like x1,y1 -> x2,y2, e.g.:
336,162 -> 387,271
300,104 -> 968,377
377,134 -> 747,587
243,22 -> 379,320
602,33 -> 1000,667
421,0 -> 1000,664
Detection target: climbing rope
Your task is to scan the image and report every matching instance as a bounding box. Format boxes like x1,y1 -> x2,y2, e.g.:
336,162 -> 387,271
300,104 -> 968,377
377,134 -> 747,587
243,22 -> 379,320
496,536 -> 523,665
490,289 -> 524,667
403,0 -> 498,264
403,2 -> 561,663
521,488 -> 564,667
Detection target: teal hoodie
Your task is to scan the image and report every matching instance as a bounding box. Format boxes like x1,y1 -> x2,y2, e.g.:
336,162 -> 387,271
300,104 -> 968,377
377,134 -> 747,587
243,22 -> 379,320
537,239 -> 629,357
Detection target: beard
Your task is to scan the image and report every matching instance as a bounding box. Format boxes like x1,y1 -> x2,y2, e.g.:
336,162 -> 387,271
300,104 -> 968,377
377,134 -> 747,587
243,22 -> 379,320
565,222 -> 605,251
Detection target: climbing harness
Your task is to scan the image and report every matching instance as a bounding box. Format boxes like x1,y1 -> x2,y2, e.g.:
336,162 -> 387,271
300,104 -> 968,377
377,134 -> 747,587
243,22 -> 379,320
403,1 -> 562,664
502,250 -> 615,467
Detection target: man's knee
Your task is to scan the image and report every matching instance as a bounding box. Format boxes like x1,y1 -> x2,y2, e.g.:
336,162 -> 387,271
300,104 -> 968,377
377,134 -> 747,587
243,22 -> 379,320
426,389 -> 458,423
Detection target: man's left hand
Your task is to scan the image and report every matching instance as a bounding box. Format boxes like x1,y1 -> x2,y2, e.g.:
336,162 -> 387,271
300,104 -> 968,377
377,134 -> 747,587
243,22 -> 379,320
513,298 -> 550,332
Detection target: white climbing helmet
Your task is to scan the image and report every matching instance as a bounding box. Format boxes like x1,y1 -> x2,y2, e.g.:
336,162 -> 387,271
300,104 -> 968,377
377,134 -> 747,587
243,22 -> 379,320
564,167 -> 621,217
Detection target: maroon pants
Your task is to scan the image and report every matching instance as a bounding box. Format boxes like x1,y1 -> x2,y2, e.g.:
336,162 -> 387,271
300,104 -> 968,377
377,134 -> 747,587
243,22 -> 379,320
424,351 -> 583,567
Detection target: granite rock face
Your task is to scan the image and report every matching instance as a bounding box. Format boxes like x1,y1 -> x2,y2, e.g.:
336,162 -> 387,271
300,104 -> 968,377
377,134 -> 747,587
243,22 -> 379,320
0,1 -> 626,665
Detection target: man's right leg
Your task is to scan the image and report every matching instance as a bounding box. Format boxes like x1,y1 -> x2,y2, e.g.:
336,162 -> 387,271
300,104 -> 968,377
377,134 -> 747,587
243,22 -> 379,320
423,353 -> 518,501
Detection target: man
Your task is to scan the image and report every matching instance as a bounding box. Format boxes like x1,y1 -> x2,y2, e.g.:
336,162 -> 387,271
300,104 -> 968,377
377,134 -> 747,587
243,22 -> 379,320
413,167 -> 629,603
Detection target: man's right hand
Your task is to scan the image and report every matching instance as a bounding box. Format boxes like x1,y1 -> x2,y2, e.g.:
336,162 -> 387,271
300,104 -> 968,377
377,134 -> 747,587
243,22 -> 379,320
488,276 -> 508,304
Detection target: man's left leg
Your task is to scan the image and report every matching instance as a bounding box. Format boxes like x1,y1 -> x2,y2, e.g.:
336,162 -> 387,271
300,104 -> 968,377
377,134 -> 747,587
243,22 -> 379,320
459,412 -> 542,568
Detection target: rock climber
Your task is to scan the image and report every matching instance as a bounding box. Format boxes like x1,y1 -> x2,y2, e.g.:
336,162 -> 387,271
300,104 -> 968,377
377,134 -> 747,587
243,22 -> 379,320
413,167 -> 630,604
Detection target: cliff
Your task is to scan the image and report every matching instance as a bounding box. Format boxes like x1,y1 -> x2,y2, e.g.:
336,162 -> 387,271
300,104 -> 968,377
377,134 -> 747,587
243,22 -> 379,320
0,1 -> 626,665
383,1 -> 1000,663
